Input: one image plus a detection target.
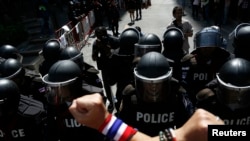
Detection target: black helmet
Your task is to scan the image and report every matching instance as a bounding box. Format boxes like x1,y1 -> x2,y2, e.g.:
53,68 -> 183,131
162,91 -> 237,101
0,58 -> 25,79
163,27 -> 184,51
0,44 -> 23,62
42,60 -> 82,105
216,58 -> 250,110
134,52 -> 172,103
119,27 -> 140,55
194,26 -> 226,49
95,26 -> 108,40
42,39 -> 62,60
0,78 -> 20,117
134,33 -> 162,58
60,46 -> 85,70
230,23 -> 250,60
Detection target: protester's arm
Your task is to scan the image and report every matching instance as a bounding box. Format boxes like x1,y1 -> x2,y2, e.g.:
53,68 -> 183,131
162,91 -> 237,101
69,93 -> 224,141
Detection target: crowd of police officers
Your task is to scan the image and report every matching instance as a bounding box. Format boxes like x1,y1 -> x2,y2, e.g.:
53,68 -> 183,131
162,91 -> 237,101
0,20 -> 250,140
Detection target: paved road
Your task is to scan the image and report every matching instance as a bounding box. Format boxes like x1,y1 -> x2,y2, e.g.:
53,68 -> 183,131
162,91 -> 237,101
80,0 -> 238,104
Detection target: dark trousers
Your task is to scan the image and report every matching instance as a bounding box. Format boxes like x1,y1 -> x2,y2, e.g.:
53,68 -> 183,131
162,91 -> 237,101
135,7 -> 142,19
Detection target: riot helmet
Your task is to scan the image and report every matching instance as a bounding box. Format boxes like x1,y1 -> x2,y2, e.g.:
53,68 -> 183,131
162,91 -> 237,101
194,26 -> 226,49
0,78 -> 20,117
42,39 -> 62,61
134,33 -> 162,58
162,27 -> 185,59
0,44 -> 23,62
134,52 -> 172,103
163,27 -> 184,51
60,46 -> 85,71
230,23 -> 250,60
42,60 -> 82,105
119,27 -> 140,55
0,58 -> 25,79
216,58 -> 250,111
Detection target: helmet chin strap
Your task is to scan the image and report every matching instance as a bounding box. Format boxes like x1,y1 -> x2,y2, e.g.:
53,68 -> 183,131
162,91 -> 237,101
58,85 -> 63,104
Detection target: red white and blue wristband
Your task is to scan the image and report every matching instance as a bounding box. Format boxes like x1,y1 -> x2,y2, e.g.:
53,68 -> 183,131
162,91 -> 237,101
98,114 -> 137,141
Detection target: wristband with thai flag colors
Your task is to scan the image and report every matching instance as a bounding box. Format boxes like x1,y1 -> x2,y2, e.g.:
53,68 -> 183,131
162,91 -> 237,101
98,114 -> 137,141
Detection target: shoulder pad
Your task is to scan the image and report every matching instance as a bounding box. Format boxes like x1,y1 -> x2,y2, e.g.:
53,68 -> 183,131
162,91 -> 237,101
18,95 -> 45,117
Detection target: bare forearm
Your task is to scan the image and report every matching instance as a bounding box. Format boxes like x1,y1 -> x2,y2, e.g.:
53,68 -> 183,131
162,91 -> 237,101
129,132 -> 154,141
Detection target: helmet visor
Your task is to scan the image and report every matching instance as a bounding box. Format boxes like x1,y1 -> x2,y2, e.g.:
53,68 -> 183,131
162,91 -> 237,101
195,32 -> 223,48
134,68 -> 172,102
216,74 -> 250,110
45,85 -> 73,105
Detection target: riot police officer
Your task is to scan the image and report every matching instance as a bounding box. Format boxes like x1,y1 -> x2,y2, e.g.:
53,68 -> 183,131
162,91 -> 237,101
60,46 -> 103,89
133,32 -> 162,64
112,27 -> 140,111
118,51 -> 194,136
0,44 -> 23,62
162,27 -> 186,80
196,58 -> 250,125
181,26 -> 232,105
42,60 -> 107,141
230,23 -> 250,61
117,32 -> 163,111
92,26 -> 119,112
39,39 -> 63,76
0,58 -> 46,104
121,32 -> 163,106
0,78 -> 47,141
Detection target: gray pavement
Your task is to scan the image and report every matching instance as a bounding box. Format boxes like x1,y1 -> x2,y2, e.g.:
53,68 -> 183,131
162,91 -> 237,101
82,0 -> 238,70
80,0 -> 239,106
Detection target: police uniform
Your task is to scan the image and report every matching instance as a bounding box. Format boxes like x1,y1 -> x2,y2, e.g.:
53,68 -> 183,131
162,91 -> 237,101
181,47 -> 231,104
112,27 -> 140,110
181,26 -> 232,105
196,58 -> 250,125
0,94 -> 47,141
42,60 -> 107,141
0,58 -> 47,105
47,103 -> 106,141
197,96 -> 250,125
117,52 -> 194,137
119,79 -> 193,136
